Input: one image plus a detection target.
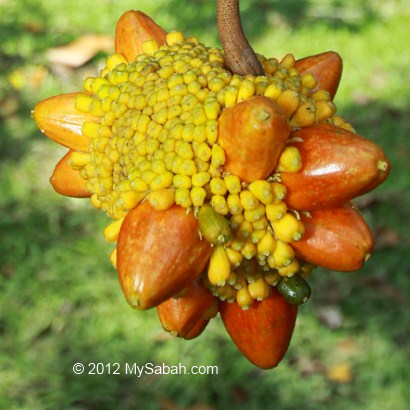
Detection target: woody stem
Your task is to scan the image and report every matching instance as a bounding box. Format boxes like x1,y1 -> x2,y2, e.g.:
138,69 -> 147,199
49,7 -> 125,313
217,0 -> 264,76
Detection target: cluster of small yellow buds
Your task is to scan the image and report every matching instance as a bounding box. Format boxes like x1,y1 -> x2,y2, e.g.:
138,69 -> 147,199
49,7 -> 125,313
67,31 -> 340,307
205,256 -> 315,309
202,178 -> 312,308
70,33 -> 338,222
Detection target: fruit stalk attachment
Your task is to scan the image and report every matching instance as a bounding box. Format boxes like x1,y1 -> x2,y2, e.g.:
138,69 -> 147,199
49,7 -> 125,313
217,0 -> 264,75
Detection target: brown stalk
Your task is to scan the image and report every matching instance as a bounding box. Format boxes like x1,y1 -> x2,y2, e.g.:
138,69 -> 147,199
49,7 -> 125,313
217,0 -> 264,76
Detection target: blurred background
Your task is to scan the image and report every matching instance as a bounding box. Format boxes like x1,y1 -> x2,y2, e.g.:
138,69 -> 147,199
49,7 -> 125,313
0,0 -> 409,408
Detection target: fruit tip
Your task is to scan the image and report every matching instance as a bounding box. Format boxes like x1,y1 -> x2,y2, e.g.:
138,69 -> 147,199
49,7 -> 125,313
377,160 -> 388,172
257,110 -> 270,121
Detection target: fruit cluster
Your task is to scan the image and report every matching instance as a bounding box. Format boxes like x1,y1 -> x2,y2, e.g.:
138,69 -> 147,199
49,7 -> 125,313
33,10 -> 389,369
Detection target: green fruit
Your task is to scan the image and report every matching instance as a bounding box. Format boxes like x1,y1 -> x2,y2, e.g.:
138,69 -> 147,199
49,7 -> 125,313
198,204 -> 232,245
277,275 -> 311,305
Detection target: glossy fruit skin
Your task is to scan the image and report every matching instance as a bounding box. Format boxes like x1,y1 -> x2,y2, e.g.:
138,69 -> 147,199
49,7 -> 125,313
50,150 -> 91,198
115,10 -> 167,62
291,202 -> 374,272
295,51 -> 343,99
220,288 -> 298,369
280,124 -> 390,210
33,93 -> 93,152
183,318 -> 209,340
277,275 -> 311,305
117,202 -> 212,310
156,278 -> 217,339
219,96 -> 290,182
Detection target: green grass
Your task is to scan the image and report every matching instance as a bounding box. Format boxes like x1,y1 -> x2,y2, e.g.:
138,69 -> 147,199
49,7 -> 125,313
1,0 -> 410,409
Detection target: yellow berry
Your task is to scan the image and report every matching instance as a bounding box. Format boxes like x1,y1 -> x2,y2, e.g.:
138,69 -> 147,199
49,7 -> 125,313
120,191 -> 145,210
277,89 -> 300,117
206,120 -> 218,144
166,31 -> 185,45
130,178 -> 149,192
271,182 -> 287,200
103,217 -> 125,242
175,187 -> 192,208
150,171 -> 174,190
226,193 -> 243,215
301,72 -> 317,89
211,194 -> 229,215
204,98 -> 221,119
224,174 -> 241,194
236,285 -> 254,309
195,142 -> 212,162
272,240 -> 295,267
311,89 -> 331,102
240,190 -> 259,211
290,101 -> 316,128
280,53 -> 296,69
191,171 -> 211,187
241,241 -> 257,259
224,85 -> 239,108
264,82 -> 283,101
252,216 -> 268,231
142,39 -> 159,55
272,212 -> 305,242
210,177 -> 227,195
315,100 -> 336,122
105,53 -> 127,71
237,220 -> 253,240
69,152 -> 91,169
208,245 -> 231,286
148,188 -> 175,210
237,79 -> 256,102
226,247 -> 243,267
277,259 -> 300,277
244,203 -> 266,223
211,143 -> 225,168
248,180 -> 274,204
175,140 -> 194,159
277,146 -> 303,172
82,121 -> 100,138
230,238 -> 245,252
257,231 -> 276,256
248,277 -> 270,300
179,159 -> 197,176
265,201 -> 288,221
250,229 -> 267,245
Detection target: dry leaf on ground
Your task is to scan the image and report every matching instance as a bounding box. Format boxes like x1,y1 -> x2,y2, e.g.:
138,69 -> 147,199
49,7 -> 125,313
47,34 -> 114,68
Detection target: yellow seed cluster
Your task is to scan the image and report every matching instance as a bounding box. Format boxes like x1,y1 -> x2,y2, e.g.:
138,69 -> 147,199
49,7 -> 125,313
205,178 -> 312,308
205,257 -> 315,308
71,36 -> 337,221
67,33 -> 339,307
